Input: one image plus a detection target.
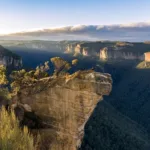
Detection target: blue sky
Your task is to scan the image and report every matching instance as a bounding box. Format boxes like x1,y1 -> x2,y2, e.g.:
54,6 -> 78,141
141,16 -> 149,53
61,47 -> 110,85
0,0 -> 150,34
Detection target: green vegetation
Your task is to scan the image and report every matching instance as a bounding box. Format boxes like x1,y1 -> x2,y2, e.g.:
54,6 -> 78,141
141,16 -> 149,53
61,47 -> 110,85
2,57 -> 81,96
81,101 -> 149,150
0,88 -> 11,101
10,61 -> 50,95
0,64 -> 40,149
0,107 -> 37,150
0,65 -> 37,149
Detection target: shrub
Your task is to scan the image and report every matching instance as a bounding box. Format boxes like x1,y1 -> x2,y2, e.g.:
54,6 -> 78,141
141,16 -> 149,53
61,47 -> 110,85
0,107 -> 37,150
51,57 -> 71,76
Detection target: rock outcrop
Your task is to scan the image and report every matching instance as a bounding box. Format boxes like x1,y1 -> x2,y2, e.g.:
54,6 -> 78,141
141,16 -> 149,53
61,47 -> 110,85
0,45 -> 22,68
12,71 -> 112,150
144,52 -> 150,62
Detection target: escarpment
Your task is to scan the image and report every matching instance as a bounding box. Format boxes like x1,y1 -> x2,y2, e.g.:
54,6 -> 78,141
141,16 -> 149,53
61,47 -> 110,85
100,47 -> 144,60
12,71 -> 112,150
0,45 -> 22,68
63,41 -> 150,61
2,40 -> 150,62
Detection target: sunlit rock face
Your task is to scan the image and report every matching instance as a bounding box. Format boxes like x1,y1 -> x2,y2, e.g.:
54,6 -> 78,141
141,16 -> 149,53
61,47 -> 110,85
144,52 -> 150,62
0,45 -> 22,68
100,47 -> 144,60
73,44 -> 82,57
100,47 -> 108,60
0,56 -> 22,68
65,44 -> 90,56
13,71 -> 112,150
82,48 -> 89,56
64,44 -> 74,53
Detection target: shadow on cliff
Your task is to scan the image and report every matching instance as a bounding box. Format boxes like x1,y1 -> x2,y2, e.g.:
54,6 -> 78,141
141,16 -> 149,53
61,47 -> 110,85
104,68 -> 150,134
80,100 -> 150,150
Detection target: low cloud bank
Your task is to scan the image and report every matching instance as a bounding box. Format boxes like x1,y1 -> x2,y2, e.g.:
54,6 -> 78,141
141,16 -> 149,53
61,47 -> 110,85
1,22 -> 150,41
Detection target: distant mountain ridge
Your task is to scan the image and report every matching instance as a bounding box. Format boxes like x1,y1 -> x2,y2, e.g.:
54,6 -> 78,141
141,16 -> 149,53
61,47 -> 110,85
1,40 -> 150,61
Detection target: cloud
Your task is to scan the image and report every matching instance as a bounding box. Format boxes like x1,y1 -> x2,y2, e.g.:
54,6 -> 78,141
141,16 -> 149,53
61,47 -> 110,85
1,22 -> 150,41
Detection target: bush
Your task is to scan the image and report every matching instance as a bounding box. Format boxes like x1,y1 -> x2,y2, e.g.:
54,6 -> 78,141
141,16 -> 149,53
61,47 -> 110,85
0,107 -> 37,150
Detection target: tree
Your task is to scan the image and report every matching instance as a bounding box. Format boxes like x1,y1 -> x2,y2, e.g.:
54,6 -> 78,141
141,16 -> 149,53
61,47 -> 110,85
34,61 -> 49,79
51,57 -> 71,76
72,59 -> 78,66
10,69 -> 27,95
0,88 -> 11,101
0,65 -> 8,86
10,61 -> 50,95
0,65 -> 11,101
44,61 -> 50,72
10,69 -> 26,80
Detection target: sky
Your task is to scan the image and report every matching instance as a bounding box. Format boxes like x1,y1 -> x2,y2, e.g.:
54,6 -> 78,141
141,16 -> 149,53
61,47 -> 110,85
0,0 -> 150,41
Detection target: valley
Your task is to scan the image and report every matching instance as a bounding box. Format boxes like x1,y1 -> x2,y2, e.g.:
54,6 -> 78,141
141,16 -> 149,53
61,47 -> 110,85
1,40 -> 150,149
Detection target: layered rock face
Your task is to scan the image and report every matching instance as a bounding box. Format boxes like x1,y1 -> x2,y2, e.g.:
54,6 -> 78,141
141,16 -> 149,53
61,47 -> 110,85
82,47 -> 89,56
65,44 -> 97,57
12,71 -> 112,150
100,47 -> 144,60
0,56 -> 22,68
63,41 -> 150,61
0,45 -> 22,68
74,44 -> 82,56
64,42 -> 146,61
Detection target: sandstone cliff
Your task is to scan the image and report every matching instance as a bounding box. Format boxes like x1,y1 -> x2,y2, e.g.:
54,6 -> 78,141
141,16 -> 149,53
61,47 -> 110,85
100,47 -> 144,60
65,43 -> 99,57
64,41 -> 148,61
0,45 -> 22,68
12,71 -> 112,150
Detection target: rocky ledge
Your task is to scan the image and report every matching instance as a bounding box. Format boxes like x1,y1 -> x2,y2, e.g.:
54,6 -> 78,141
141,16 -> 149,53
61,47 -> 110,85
12,71 -> 112,150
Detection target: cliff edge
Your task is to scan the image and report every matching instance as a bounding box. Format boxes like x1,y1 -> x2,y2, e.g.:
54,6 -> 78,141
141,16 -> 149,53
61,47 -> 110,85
12,71 -> 112,150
